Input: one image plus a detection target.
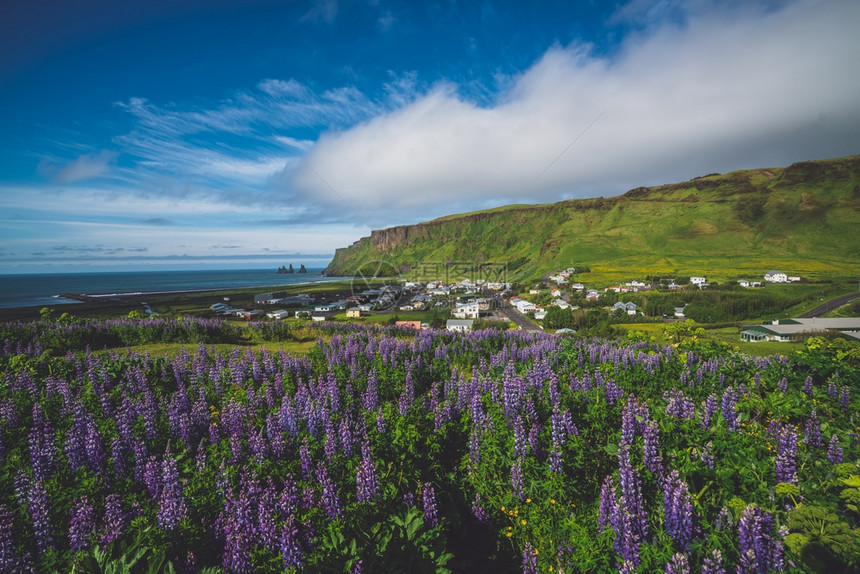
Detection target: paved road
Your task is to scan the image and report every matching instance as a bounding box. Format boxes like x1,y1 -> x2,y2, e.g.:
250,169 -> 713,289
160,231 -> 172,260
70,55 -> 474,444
799,291 -> 860,318
500,301 -> 543,332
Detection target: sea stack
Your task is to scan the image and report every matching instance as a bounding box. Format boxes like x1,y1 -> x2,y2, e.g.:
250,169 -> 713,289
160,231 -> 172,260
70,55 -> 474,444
298,264 -> 307,273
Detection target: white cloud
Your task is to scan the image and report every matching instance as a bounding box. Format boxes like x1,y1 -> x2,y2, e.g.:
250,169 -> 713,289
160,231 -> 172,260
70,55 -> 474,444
52,150 -> 118,183
290,0 -> 860,218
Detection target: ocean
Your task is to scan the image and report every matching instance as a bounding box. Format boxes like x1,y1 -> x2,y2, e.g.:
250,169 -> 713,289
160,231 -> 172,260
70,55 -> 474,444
0,268 -> 344,309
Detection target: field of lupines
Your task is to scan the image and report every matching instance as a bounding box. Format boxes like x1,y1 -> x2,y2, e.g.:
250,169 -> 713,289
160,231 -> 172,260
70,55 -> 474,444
1,317 -> 859,573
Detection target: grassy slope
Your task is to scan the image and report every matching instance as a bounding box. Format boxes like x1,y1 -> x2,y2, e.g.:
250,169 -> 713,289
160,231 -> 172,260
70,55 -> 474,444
326,155 -> 860,283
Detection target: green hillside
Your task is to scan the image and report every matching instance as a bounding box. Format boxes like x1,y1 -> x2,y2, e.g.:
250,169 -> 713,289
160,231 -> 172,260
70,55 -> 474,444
325,155 -> 860,283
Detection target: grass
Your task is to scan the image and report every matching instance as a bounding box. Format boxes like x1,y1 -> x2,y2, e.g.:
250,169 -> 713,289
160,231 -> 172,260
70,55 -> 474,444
95,340 -> 318,359
326,155 -> 860,285
616,322 -> 803,357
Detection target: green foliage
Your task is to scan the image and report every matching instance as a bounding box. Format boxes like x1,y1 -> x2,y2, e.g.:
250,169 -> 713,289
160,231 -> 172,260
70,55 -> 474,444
325,155 -> 860,283
543,306 -> 574,330
787,505 -> 860,570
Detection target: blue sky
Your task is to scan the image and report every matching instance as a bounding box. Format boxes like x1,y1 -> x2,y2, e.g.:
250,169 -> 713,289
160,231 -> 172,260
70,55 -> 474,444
1,0 -> 859,273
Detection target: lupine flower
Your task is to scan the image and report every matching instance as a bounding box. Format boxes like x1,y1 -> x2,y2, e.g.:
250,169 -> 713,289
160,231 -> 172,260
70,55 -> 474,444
356,443 -> 380,503
28,478 -> 53,554
701,549 -> 725,574
663,471 -> 695,550
775,426 -> 797,484
471,493 -> 490,524
827,434 -> 843,464
0,503 -> 28,573
511,457 -> 525,502
804,409 -> 823,447
804,376 -> 813,397
422,483 -> 439,527
721,387 -> 738,431
737,504 -> 784,574
664,552 -> 690,574
621,396 -> 636,445
522,541 -> 538,574
69,496 -> 95,553
157,452 -> 188,530
617,444 -> 647,541
598,475 -> 616,533
317,463 -> 343,521
643,420 -> 663,476
840,386 -> 850,411
778,377 -> 787,393
100,493 -> 127,547
701,393 -> 718,429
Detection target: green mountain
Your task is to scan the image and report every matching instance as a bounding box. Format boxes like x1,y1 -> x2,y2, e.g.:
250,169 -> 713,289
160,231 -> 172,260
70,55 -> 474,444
325,155 -> 860,283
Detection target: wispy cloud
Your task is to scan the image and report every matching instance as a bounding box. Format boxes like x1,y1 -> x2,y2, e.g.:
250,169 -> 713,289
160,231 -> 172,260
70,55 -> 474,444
301,0 -> 339,24
47,150 -> 118,183
289,0 -> 860,220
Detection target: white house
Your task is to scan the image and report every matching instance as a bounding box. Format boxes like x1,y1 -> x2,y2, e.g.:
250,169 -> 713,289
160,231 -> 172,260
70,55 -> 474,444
585,290 -> 601,301
690,277 -> 707,286
738,280 -> 750,288
453,302 -> 480,319
570,283 -> 585,291
446,319 -> 474,333
514,300 -> 536,314
612,301 -> 638,316
265,310 -> 290,320
764,270 -> 788,283
551,299 -> 571,309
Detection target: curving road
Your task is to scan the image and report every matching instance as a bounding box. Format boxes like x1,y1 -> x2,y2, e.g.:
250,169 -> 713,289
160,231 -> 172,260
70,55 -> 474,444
500,300 -> 543,332
799,291 -> 860,318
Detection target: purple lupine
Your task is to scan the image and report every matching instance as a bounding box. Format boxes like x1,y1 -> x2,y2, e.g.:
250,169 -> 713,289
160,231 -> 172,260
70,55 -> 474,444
0,503 -> 28,573
804,375 -> 813,397
701,393 -> 718,429
804,409 -> 823,447
721,387 -> 738,432
778,377 -> 788,393
699,441 -> 715,470
664,552 -> 690,574
827,434 -> 843,464
840,386 -> 850,412
513,415 -> 527,458
317,463 -> 343,521
471,493 -> 490,524
737,504 -> 784,574
157,452 -> 188,530
522,541 -> 538,574
511,457 -> 525,502
663,471 -> 695,550
701,549 -> 725,574
279,522 -> 303,571
422,482 -> 439,527
775,426 -> 798,484
664,389 -> 695,422
613,496 -> 642,568
69,496 -> 96,553
469,428 -> 482,466
617,444 -> 647,541
621,396 -> 636,445
100,493 -> 127,547
548,441 -> 562,473
256,479 -> 279,551
356,443 -> 380,503
598,475 -> 617,533
828,380 -> 838,399
28,478 -> 53,554
643,420 -> 663,476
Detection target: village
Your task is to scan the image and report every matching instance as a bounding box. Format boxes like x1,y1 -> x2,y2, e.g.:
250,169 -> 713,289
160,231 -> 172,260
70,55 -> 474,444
204,266 -> 860,344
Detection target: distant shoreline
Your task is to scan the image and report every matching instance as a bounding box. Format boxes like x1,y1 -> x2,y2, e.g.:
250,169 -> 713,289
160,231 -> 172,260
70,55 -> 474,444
55,277 -> 349,304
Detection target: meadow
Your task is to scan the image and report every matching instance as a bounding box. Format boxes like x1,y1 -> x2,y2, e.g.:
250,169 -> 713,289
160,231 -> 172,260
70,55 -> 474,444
0,317 -> 858,573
